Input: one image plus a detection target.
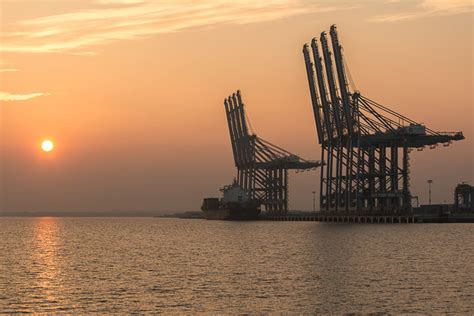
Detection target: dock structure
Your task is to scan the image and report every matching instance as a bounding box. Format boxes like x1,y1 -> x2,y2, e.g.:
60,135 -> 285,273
260,213 -> 474,223
262,213 -> 416,223
224,90 -> 322,214
302,25 -> 464,216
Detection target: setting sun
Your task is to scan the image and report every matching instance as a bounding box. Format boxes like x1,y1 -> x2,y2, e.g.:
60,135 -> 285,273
41,139 -> 54,152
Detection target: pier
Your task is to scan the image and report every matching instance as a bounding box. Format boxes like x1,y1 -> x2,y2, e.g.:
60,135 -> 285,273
260,213 -> 474,223
262,214 -> 416,223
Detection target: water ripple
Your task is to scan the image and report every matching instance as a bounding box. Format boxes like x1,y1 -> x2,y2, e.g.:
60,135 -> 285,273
0,218 -> 473,313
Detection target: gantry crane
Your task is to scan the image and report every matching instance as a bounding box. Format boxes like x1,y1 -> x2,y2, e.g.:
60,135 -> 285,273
303,25 -> 464,215
224,90 -> 322,214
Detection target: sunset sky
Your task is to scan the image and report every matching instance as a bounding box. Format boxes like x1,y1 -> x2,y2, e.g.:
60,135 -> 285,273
0,0 -> 472,213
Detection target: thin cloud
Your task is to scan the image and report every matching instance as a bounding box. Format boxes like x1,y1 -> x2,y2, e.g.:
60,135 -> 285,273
0,0 -> 346,55
0,59 -> 17,72
98,0 -> 146,3
0,92 -> 50,102
371,0 -> 473,22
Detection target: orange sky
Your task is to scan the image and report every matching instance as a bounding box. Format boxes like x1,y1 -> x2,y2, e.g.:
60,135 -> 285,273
1,0 -> 473,212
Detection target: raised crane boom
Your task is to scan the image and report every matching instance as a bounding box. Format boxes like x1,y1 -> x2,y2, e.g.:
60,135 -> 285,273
303,44 -> 324,144
311,38 -> 333,140
330,25 -> 354,136
320,32 -> 344,138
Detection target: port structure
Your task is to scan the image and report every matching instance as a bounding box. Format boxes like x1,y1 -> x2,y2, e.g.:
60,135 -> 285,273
302,25 -> 464,215
454,183 -> 473,213
224,90 -> 322,214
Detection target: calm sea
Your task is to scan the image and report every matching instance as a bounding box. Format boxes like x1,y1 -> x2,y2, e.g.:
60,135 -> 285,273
0,217 -> 473,313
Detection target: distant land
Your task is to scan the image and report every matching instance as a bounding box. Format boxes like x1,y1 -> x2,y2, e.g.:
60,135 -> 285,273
0,210 -> 201,217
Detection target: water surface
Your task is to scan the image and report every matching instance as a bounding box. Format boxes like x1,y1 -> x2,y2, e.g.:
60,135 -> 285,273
1,218 -> 473,313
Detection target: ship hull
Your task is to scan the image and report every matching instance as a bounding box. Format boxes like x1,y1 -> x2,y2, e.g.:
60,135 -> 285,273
201,201 -> 261,220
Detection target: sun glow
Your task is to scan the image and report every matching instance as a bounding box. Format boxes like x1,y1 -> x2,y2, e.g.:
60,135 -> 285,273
41,139 -> 54,152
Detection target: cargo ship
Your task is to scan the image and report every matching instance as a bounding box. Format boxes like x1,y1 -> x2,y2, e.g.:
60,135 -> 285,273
201,181 -> 261,220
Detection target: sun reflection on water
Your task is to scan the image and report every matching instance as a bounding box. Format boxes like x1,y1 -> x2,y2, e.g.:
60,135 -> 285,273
30,217 -> 64,309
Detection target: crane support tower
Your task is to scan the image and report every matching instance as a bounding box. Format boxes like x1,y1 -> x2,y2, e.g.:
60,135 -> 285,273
224,90 -> 322,214
302,25 -> 464,215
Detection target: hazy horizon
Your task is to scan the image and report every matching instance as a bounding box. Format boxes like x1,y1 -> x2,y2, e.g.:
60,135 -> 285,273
1,0 -> 473,213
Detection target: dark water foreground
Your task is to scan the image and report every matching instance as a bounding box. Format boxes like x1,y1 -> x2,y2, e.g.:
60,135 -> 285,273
0,217 -> 473,313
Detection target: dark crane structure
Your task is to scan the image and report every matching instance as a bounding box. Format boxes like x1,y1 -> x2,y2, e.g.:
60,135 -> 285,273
224,90 -> 322,214
302,25 -> 464,215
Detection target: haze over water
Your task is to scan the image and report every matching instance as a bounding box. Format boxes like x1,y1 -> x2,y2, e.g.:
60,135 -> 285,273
1,217 -> 472,313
